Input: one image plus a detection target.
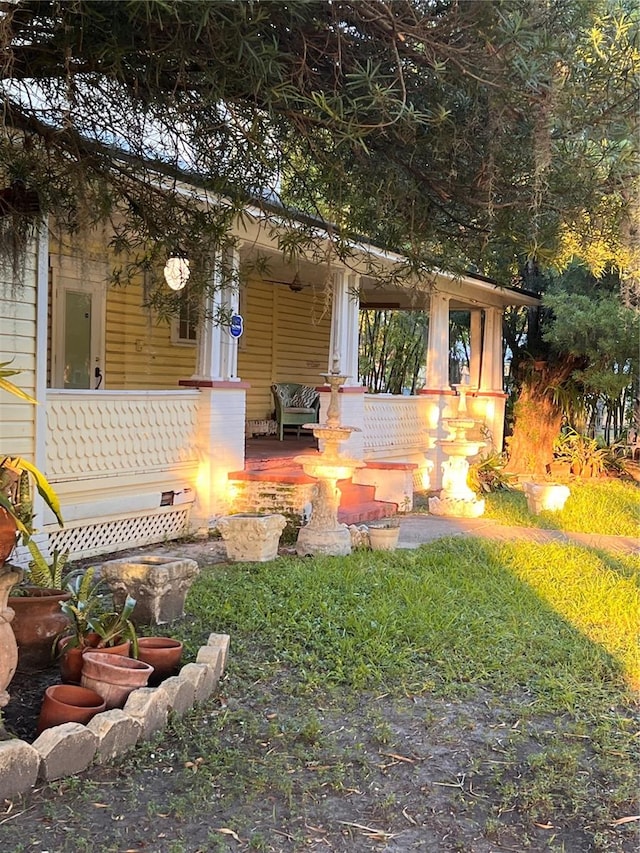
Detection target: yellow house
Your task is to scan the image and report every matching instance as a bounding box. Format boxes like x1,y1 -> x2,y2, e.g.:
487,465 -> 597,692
0,201 -> 538,562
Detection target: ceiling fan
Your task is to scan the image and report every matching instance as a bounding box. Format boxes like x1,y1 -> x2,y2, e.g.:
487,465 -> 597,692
262,272 -> 306,292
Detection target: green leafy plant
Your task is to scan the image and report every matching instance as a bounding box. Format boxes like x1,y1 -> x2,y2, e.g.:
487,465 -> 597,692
24,543 -> 69,589
468,451 -> 516,494
58,568 -> 138,656
553,428 -> 610,477
88,594 -> 139,657
0,363 -> 63,543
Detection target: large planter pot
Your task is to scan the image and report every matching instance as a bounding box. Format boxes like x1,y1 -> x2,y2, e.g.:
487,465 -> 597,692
523,481 -> 571,514
216,513 -> 287,562
136,637 -> 183,685
58,634 -> 131,685
36,684 -> 106,735
81,651 -> 153,709
368,524 -> 401,552
0,509 -> 17,567
10,587 -> 71,670
100,555 -> 199,626
0,564 -> 22,709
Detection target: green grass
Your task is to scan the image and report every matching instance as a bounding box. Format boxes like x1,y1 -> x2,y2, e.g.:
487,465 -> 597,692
483,478 -> 639,536
183,537 -> 639,712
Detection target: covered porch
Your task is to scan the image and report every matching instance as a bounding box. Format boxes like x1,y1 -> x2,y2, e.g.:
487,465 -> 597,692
2,213 -> 537,562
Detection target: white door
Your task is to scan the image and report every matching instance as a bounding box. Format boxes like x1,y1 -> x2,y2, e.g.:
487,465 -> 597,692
52,276 -> 105,389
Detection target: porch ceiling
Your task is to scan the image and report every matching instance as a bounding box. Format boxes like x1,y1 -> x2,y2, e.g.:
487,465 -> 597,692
238,241 -> 539,310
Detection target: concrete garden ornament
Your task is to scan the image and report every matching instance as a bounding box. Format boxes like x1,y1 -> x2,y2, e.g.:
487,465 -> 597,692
216,513 -> 287,562
523,481 -> 571,514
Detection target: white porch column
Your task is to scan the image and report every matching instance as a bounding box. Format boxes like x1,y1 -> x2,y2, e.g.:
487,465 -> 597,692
469,309 -> 482,388
320,270 -> 364,458
425,292 -> 450,390
182,246 -> 247,528
193,247 -> 240,382
328,270 -> 360,384
480,307 -> 504,392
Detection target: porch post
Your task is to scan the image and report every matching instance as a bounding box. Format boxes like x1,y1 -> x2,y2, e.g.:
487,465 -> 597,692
469,309 -> 482,388
321,270 -> 364,458
425,292 -> 450,390
193,247 -> 240,382
181,246 -> 247,528
328,270 -> 360,385
477,306 -> 507,451
480,307 -> 504,392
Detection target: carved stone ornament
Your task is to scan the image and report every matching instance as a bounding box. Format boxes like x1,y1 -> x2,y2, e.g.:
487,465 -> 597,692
216,513 -> 287,562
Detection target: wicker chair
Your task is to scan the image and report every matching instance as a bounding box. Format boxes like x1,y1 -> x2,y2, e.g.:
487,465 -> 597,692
271,383 -> 320,441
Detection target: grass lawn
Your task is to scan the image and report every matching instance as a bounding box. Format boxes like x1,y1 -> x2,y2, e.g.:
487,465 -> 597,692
5,527 -> 637,853
483,478 -> 640,537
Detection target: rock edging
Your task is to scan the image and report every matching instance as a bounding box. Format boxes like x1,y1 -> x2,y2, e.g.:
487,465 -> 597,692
0,633 -> 230,800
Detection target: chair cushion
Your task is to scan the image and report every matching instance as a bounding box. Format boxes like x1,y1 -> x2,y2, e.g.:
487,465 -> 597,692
290,386 -> 319,408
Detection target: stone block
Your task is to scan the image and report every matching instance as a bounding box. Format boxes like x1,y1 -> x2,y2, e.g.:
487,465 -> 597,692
123,687 -> 169,740
33,723 -> 97,781
160,675 -> 196,717
196,645 -> 222,684
207,632 -> 230,674
179,662 -> 216,703
0,739 -> 40,799
87,709 -> 142,763
100,556 -> 199,625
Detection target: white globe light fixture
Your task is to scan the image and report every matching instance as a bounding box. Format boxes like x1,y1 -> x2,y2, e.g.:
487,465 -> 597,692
164,255 -> 190,291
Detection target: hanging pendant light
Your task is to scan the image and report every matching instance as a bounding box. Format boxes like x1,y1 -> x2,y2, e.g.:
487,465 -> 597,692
164,254 -> 190,291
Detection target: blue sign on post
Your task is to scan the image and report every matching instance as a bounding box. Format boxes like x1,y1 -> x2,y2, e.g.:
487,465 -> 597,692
229,313 -> 244,339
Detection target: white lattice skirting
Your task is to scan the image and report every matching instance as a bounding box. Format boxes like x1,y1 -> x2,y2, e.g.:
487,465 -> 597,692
48,508 -> 191,560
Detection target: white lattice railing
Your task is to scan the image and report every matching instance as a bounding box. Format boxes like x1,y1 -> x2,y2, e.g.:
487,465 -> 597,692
46,390 -> 201,481
362,395 -> 429,458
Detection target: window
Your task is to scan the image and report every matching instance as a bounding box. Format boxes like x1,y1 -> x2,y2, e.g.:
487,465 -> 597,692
171,292 -> 198,345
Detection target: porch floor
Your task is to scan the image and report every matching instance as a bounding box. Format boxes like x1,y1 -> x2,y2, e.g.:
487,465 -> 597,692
244,433 -> 318,468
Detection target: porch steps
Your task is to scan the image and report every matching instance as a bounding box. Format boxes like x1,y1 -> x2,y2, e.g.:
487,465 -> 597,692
227,460 -> 397,524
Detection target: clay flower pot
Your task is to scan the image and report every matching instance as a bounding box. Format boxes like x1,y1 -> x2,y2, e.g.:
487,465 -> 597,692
10,587 -> 72,670
136,637 -> 183,685
81,651 -> 153,709
58,634 -> 131,684
37,684 -> 106,734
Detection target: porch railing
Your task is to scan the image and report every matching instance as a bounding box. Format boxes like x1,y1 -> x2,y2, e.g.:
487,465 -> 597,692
362,394 -> 429,459
45,390 -> 201,481
44,390 -> 203,558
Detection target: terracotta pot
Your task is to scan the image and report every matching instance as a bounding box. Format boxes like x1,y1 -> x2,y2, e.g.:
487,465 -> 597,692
36,684 -> 106,735
81,651 -> 153,709
10,587 -> 71,670
136,637 -> 183,685
0,509 -> 17,567
58,634 -> 131,684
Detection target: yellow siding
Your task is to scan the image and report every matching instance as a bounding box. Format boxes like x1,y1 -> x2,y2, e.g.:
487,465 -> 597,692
238,279 -> 331,420
49,224 -> 196,390
0,247 -> 38,458
105,279 -> 196,389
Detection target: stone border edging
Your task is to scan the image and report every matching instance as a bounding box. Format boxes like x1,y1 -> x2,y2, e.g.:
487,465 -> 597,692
0,633 -> 230,800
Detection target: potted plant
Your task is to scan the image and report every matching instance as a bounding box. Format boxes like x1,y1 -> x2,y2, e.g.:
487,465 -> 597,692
56,569 -> 137,683
9,545 -> 72,669
0,364 -> 65,690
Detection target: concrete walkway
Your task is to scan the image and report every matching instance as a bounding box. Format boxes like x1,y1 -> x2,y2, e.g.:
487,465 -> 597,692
397,514 -> 639,556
